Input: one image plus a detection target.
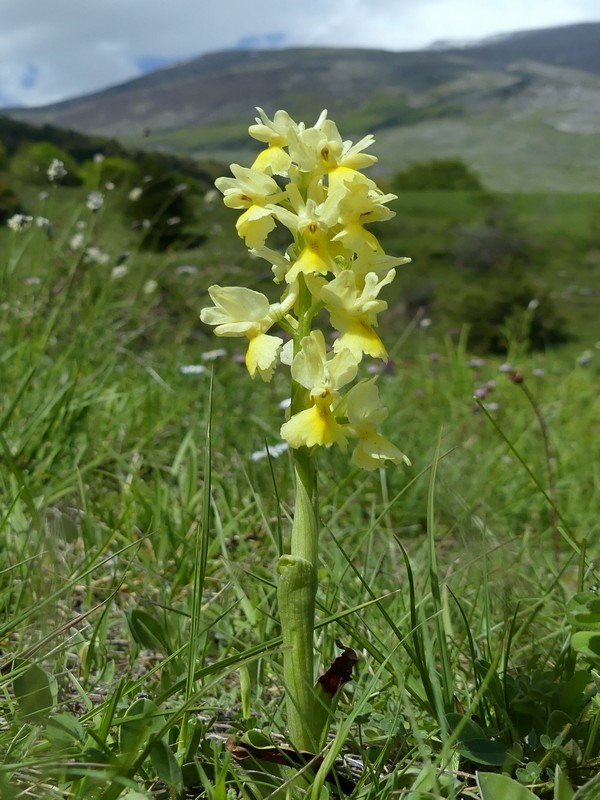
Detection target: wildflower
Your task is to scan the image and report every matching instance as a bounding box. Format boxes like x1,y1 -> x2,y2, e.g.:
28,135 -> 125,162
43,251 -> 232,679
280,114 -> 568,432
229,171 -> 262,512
69,232 -> 85,251
111,265 -> 128,280
105,181 -> 115,191
319,269 -> 395,360
249,107 -> 296,173
280,330 -> 358,449
86,192 -> 104,212
343,379 -> 410,470
7,214 -> 33,231
200,283 -> 298,381
201,348 -> 227,362
84,247 -> 110,265
35,216 -> 50,228
179,364 -> 207,375
498,362 -> 513,373
466,358 -> 486,368
203,188 -> 219,204
143,279 -> 158,295
175,264 -> 198,276
483,401 -> 500,412
47,159 -> 67,182
128,187 -> 143,201
215,165 -> 284,248
577,350 -> 593,367
93,153 -> 105,164
250,442 -> 289,462
203,108 -> 409,470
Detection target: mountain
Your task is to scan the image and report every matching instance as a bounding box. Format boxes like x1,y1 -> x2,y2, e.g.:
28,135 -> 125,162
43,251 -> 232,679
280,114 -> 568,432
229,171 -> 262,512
6,23 -> 600,191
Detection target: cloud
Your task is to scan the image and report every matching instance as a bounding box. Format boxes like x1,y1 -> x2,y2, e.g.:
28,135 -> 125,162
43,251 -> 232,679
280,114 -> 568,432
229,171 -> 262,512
0,0 -> 598,108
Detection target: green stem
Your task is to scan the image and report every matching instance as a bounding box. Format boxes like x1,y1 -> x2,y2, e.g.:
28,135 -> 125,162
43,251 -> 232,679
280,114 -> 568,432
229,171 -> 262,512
278,453 -> 319,752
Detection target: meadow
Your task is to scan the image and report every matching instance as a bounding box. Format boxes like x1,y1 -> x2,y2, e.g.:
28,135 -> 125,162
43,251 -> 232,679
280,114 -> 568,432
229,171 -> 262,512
0,144 -> 599,800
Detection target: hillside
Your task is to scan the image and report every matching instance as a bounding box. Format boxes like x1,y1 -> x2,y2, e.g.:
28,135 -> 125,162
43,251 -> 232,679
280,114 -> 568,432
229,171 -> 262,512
5,22 -> 600,191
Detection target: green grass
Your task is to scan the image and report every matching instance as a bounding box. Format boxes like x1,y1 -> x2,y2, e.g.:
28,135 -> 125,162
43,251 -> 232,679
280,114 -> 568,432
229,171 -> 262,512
0,164 -> 599,799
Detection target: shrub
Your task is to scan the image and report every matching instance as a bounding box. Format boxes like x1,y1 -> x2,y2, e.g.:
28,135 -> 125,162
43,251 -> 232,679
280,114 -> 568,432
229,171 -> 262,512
448,263 -> 569,353
123,156 -> 200,251
392,158 -> 485,191
79,155 -> 142,190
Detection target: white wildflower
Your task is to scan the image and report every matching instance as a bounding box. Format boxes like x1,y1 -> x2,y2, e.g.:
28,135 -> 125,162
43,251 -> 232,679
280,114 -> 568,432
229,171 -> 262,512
143,279 -> 158,295
201,348 -> 227,361
250,442 -> 289,462
179,364 -> 207,375
69,232 -> 85,251
128,187 -> 143,201
111,265 -> 128,280
47,159 -> 67,182
86,192 -> 104,212
7,214 -> 33,231
84,247 -> 110,266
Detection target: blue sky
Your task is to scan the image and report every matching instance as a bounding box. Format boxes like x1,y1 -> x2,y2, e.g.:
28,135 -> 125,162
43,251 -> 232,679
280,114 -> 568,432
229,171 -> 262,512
0,0 -> 598,108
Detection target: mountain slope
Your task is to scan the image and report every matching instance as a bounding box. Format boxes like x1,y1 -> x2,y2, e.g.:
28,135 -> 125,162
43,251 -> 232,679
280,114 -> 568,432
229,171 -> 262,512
6,23 -> 600,191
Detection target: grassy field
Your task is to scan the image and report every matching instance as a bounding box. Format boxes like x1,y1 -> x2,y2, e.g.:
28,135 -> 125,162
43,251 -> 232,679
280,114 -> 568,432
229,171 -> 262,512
0,160 -> 599,799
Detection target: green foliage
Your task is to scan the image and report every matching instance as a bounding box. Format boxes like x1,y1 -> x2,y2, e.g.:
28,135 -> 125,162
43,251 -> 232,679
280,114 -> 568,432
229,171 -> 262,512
10,140 -> 82,186
447,263 -> 569,352
392,157 -> 485,191
79,154 -> 142,189
0,161 -> 598,798
122,154 -> 202,251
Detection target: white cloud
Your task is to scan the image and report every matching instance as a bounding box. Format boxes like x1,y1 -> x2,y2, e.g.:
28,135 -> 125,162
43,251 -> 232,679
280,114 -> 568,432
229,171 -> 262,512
0,0 -> 598,107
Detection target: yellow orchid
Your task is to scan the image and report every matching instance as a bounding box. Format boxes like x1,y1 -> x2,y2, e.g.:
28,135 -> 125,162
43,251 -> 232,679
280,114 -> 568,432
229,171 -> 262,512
249,107 -> 296,174
215,164 -> 284,247
343,379 -> 410,470
280,330 -> 358,449
200,283 -> 297,380
269,183 -> 344,283
321,181 -> 396,253
201,109 -> 412,755
319,269 -> 396,360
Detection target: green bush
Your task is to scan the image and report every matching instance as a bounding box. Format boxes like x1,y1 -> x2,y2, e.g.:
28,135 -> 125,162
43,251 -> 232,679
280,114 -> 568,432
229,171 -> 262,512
79,155 -> 142,190
123,156 -> 201,251
10,141 -> 81,186
392,158 -> 485,191
448,263 -> 569,353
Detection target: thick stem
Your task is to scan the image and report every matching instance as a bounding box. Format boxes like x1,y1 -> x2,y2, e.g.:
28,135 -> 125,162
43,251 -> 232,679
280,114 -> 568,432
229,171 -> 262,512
277,453 -> 319,750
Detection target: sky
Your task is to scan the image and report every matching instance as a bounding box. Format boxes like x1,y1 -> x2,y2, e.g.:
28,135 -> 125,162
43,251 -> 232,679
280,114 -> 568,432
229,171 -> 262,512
1,0 -> 599,108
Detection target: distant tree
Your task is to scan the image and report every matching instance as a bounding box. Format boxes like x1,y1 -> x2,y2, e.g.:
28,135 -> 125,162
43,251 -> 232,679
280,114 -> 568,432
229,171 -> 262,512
10,141 -> 81,186
393,158 -> 485,191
